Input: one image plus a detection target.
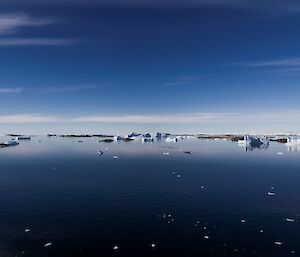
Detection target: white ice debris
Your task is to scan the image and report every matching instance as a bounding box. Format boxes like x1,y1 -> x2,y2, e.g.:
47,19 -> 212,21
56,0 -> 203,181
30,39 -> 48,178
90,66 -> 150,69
241,219 -> 246,223
151,243 -> 156,248
162,152 -> 170,155
113,245 -> 119,250
25,229 -> 30,232
277,152 -> 284,155
268,192 -> 275,196
177,175 -> 181,178
204,235 -> 210,239
113,156 -> 119,159
44,242 -> 52,247
274,241 -> 283,245
286,218 -> 295,222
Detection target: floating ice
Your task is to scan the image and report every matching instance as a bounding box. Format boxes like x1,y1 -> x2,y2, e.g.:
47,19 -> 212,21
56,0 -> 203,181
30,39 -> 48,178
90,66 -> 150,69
277,152 -> 284,155
25,229 -> 30,232
286,218 -> 295,222
162,152 -> 170,155
113,245 -> 119,250
274,241 -> 283,245
44,242 -> 52,247
113,156 -> 118,159
241,219 -> 246,223
151,243 -> 156,248
204,236 -> 210,239
268,192 -> 275,196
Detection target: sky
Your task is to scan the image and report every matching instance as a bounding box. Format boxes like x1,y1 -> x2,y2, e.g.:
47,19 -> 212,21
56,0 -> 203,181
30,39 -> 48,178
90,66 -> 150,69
1,0 -> 300,134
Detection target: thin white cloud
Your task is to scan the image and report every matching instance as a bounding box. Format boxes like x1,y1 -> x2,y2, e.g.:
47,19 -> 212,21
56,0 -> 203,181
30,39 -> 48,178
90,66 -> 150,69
232,57 -> 300,74
0,38 -> 76,46
0,13 -> 76,47
245,58 -> 300,67
36,85 -> 98,94
1,111 -> 300,124
0,114 -> 61,123
71,111 -> 300,124
0,13 -> 52,35
0,87 -> 23,93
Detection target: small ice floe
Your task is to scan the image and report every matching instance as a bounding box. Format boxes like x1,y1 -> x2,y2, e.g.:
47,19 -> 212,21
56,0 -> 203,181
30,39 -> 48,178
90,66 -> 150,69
113,156 -> 119,159
25,228 -> 30,233
286,218 -> 295,222
172,171 -> 176,174
200,186 -> 205,189
277,152 -> 284,155
162,152 -> 170,155
204,235 -> 210,239
113,245 -> 119,251
268,192 -> 275,196
260,229 -> 264,233
241,219 -> 246,223
44,242 -> 52,247
151,243 -> 156,248
176,175 -> 181,178
274,241 -> 283,245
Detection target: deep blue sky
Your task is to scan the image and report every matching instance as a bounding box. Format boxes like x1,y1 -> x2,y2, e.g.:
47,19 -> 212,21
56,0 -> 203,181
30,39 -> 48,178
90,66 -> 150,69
1,0 -> 300,134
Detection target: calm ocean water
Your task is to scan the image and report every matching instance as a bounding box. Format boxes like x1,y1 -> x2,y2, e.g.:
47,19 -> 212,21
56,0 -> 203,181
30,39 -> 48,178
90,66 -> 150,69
0,136 -> 299,257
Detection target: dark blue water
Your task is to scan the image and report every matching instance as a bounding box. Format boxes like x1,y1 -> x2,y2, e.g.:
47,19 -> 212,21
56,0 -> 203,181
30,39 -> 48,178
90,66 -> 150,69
0,136 -> 299,257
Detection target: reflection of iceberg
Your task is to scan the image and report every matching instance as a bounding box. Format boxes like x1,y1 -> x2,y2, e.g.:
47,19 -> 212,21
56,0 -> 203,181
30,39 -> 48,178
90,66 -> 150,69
1,140 -> 20,147
238,135 -> 269,150
142,133 -> 154,142
165,137 -> 178,143
286,137 -> 300,151
286,136 -> 300,145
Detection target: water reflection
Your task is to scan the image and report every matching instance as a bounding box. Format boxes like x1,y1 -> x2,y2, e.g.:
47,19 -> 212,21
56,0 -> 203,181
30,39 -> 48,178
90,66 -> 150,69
238,142 -> 269,152
0,136 -> 300,257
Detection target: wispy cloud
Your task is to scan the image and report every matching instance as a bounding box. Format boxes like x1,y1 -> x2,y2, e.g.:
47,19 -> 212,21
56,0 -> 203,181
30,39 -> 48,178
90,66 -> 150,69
0,87 -> 23,93
0,13 -> 52,35
2,111 -> 300,124
0,13 -> 76,47
151,76 -> 201,87
0,114 -> 61,123
242,58 -> 300,67
71,111 -> 300,124
36,85 -> 99,94
232,57 -> 300,74
0,38 -> 76,46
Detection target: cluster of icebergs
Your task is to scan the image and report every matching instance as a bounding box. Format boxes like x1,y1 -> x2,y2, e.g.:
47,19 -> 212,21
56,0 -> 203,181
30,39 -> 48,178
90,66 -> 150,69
111,132 -> 188,143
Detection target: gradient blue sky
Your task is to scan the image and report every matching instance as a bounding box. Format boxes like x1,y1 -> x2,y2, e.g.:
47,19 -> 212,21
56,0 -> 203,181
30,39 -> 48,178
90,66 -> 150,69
1,0 -> 300,134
